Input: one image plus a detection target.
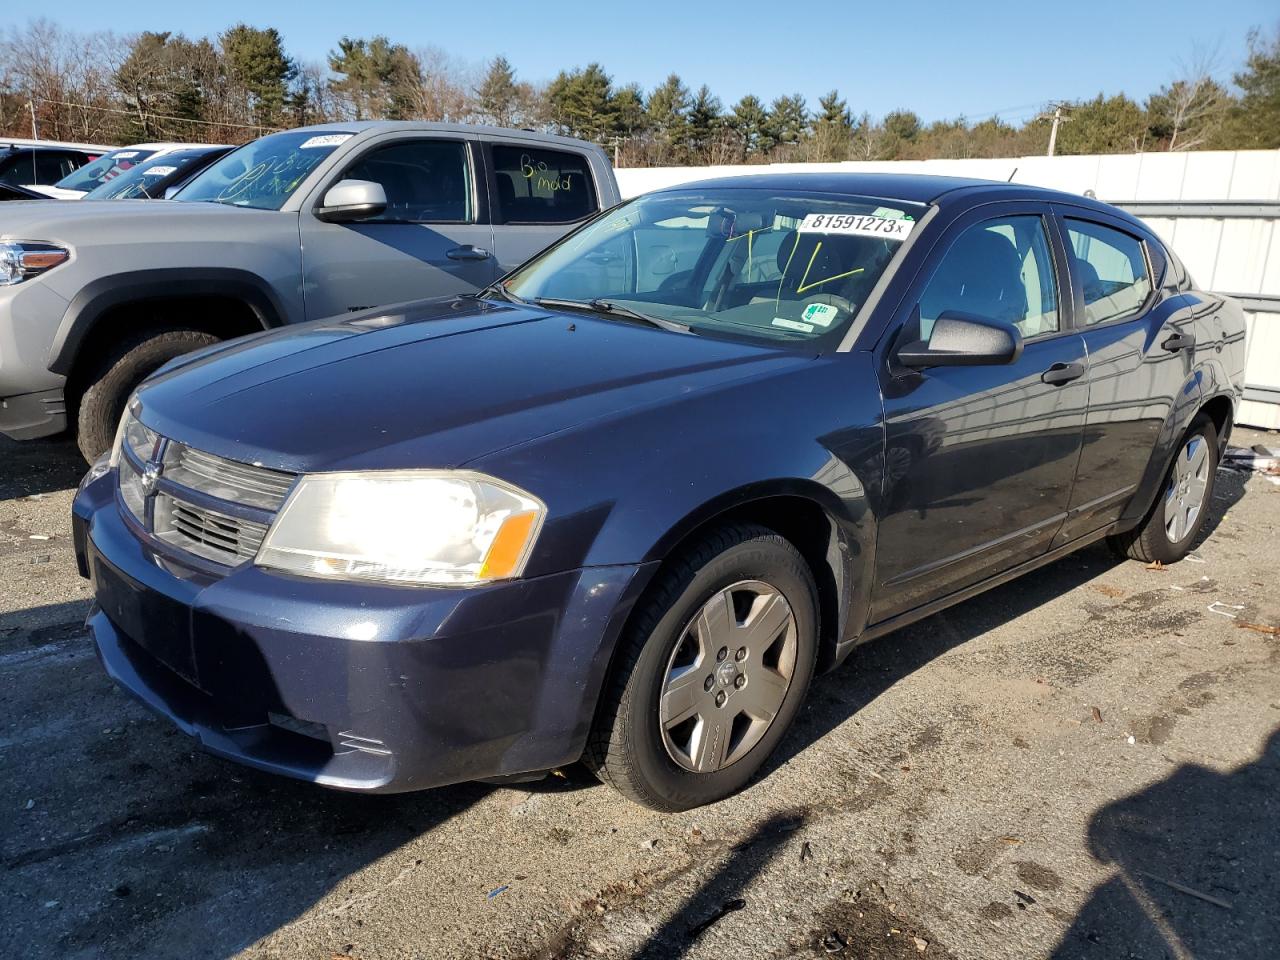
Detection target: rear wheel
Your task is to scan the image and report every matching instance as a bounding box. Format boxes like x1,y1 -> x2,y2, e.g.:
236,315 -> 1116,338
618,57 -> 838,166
585,524 -> 818,811
74,328 -> 220,462
1109,414 -> 1219,564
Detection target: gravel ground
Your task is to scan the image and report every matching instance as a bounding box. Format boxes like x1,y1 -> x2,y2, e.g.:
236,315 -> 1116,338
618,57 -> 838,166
2,429 -> 1277,960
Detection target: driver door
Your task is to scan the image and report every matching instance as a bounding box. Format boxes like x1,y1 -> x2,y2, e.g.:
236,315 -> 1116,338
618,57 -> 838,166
872,204 -> 1089,622
299,135 -> 496,320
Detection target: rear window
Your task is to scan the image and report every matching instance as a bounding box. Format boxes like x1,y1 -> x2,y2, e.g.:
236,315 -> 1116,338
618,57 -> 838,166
492,145 -> 596,224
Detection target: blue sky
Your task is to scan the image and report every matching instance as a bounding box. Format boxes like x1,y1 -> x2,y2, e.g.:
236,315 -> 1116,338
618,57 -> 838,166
39,0 -> 1278,121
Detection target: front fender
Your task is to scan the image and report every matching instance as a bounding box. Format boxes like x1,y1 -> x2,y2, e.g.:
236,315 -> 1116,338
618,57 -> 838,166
472,353 -> 886,659
47,268 -> 290,375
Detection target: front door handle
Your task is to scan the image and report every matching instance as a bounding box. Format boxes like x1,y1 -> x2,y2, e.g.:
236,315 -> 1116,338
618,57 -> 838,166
1041,361 -> 1086,386
1161,330 -> 1196,352
446,245 -> 491,261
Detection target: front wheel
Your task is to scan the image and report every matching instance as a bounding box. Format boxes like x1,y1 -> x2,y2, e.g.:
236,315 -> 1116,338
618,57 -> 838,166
585,524 -> 818,811
1109,414 -> 1219,564
74,329 -> 221,462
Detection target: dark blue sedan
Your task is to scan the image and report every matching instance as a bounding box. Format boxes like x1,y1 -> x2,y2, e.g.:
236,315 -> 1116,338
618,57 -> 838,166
72,174 -> 1247,810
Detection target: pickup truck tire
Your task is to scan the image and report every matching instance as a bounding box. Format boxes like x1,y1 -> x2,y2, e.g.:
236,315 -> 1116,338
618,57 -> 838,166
584,524 -> 817,811
1109,414 -> 1219,565
74,328 -> 221,462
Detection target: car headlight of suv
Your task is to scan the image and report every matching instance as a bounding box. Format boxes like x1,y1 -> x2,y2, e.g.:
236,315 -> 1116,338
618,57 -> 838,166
0,241 -> 70,286
256,471 -> 546,586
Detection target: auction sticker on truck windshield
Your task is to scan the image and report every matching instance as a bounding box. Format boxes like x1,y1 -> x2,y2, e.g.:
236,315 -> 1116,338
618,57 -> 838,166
798,213 -> 914,241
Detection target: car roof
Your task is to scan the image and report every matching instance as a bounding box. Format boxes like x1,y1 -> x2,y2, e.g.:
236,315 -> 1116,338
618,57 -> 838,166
284,119 -> 604,152
647,171 -> 1141,225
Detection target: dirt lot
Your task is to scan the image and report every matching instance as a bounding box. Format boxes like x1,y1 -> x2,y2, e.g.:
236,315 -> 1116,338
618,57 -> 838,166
2,430 -> 1278,960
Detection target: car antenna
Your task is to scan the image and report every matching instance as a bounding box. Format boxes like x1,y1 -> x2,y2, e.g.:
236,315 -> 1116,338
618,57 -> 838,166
1007,167 -> 1018,182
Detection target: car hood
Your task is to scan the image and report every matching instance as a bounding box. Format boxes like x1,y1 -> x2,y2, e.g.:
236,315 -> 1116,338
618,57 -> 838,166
0,197 -> 280,240
135,297 -> 812,473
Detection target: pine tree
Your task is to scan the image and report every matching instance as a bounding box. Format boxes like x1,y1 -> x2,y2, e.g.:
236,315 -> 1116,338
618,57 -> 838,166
477,55 -> 520,127
730,94 -> 771,157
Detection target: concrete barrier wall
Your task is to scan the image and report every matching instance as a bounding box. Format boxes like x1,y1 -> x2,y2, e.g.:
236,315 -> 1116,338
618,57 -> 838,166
615,151 -> 1280,429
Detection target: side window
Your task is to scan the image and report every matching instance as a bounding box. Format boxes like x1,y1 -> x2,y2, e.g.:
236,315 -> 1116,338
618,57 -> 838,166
917,215 -> 1059,341
491,145 -> 597,224
1065,219 -> 1151,325
36,153 -> 75,184
342,140 -> 472,224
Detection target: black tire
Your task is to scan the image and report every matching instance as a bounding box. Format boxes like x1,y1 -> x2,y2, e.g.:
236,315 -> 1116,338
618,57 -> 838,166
1108,413 -> 1219,564
584,524 -> 818,811
74,329 -> 220,462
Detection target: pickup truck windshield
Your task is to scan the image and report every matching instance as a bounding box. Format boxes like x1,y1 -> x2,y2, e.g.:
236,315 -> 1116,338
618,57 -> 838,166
503,189 -> 926,348
175,131 -> 352,210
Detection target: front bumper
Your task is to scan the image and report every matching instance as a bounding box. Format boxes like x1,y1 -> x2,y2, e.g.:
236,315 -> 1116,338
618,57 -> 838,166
0,387 -> 66,439
74,473 -> 653,793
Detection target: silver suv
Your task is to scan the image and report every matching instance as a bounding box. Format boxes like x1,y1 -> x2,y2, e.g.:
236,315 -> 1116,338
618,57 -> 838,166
0,122 -> 618,460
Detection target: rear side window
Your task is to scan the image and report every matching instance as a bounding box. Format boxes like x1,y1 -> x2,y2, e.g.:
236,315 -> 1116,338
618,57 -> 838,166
343,140 -> 472,223
1066,219 -> 1151,325
491,145 -> 597,224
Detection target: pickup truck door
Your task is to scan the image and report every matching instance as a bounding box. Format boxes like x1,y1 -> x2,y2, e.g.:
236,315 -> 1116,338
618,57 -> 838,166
298,134 -> 496,320
479,138 -> 606,274
872,205 -> 1089,622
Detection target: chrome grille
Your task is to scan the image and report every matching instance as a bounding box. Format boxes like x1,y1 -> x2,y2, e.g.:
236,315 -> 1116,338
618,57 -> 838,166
116,412 -> 297,568
154,497 -> 270,565
162,443 -> 295,511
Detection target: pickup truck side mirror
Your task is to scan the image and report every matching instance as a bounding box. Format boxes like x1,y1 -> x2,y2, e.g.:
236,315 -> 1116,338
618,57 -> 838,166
316,179 -> 388,223
896,311 -> 1024,368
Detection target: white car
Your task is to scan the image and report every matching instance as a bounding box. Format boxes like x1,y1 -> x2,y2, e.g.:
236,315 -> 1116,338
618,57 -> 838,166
24,143 -> 219,199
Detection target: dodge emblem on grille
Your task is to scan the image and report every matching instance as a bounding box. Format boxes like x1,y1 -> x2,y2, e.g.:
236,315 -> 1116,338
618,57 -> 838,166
140,460 -> 163,495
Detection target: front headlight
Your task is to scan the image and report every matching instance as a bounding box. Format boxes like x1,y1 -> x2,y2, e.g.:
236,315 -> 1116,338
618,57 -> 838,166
0,241 -> 70,286
255,471 -> 546,586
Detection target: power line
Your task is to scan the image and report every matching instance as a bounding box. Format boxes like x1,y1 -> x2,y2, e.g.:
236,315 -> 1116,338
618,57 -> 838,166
33,97 -> 281,134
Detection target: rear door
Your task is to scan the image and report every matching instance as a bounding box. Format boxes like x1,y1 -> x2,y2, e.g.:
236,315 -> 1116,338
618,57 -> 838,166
481,138 -> 604,273
1049,209 -> 1196,542
872,203 -> 1089,621
299,133 -> 497,320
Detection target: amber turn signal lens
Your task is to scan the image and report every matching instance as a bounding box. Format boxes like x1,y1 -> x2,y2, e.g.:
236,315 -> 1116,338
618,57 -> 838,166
480,511 -> 539,580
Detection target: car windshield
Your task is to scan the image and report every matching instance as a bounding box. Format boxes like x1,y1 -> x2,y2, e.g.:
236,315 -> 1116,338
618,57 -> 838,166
55,148 -> 158,193
81,149 -> 212,200
502,188 -> 926,347
174,130 -> 352,210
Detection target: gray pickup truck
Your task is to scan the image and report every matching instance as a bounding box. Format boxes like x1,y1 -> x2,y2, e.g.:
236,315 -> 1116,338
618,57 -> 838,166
0,121 -> 619,459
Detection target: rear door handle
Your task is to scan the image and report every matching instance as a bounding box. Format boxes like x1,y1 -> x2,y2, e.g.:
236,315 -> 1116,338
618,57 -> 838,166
1161,330 -> 1196,352
1041,361 -> 1086,386
446,245 -> 491,261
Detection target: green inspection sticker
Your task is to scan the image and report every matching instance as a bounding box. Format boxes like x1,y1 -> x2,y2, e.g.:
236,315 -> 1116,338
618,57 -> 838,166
801,303 -> 841,327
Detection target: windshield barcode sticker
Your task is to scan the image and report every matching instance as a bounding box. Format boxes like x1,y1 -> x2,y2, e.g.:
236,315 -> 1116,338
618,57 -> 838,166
299,134 -> 353,149
798,213 -> 914,241
144,165 -> 175,176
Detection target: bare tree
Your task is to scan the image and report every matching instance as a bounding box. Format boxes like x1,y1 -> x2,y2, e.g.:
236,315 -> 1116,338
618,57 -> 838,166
1147,48 -> 1230,151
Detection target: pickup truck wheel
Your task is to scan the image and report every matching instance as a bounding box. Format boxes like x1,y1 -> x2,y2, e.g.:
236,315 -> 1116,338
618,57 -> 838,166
584,524 -> 817,811
1108,414 -> 1219,564
74,329 -> 220,462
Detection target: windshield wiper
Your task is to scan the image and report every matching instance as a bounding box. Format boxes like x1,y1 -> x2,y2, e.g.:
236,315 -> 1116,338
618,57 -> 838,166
532,297 -> 690,333
474,282 -> 528,305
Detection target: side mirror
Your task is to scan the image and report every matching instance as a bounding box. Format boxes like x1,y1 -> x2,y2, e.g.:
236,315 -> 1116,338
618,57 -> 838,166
896,311 -> 1024,368
316,179 -> 387,223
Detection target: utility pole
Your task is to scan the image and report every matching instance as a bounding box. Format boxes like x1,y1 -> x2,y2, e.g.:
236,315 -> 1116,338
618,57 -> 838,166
1039,105 -> 1070,157
1029,104 -> 1070,156
28,99 -> 38,140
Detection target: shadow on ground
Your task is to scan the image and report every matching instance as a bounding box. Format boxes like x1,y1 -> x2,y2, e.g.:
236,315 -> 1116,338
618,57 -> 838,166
0,435 -> 86,500
1051,726 -> 1280,959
